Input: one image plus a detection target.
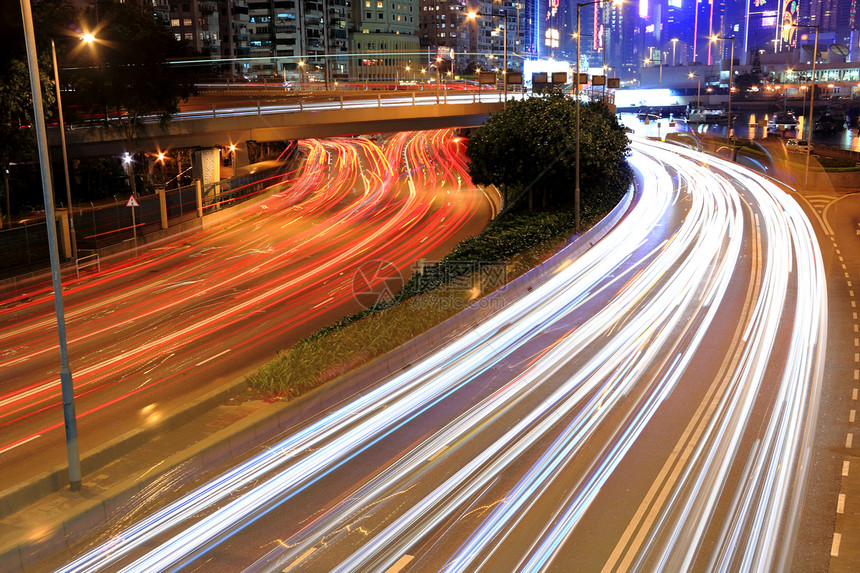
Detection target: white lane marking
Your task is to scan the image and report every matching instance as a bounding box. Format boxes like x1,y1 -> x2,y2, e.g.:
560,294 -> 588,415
282,547 -> 316,572
851,410 -> 856,423
847,434 -> 854,448
838,494 -> 846,514
196,349 -> 232,367
843,461 -> 851,476
855,369 -> 859,380
428,445 -> 448,462
385,555 -> 414,573
854,389 -> 858,400
0,381 -> 56,408
0,434 -> 41,456
831,533 -> 842,557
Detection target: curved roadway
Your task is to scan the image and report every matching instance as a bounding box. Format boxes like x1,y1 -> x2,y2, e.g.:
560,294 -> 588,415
0,129 -> 491,492
56,138 -> 828,571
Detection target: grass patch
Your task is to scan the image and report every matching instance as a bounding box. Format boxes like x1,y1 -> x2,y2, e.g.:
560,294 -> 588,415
817,155 -> 860,171
246,203 -> 608,399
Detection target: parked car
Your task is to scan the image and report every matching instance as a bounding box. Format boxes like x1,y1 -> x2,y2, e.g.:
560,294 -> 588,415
786,139 -> 814,153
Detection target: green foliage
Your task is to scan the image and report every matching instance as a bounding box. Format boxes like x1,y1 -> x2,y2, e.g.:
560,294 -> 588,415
466,91 -> 632,211
246,204 -> 621,397
816,156 -> 860,171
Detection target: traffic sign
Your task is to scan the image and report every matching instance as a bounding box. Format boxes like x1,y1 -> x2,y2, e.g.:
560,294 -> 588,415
126,195 -> 139,208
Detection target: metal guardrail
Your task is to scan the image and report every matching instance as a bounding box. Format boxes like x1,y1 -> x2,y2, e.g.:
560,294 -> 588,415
75,251 -> 100,278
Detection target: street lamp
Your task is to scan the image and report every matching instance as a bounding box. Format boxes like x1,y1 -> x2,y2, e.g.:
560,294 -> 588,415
298,60 -> 306,91
785,23 -> 819,186
468,8 -> 509,106
575,0 -> 622,234
435,56 -> 442,102
689,72 -> 702,111
51,35 -> 95,260
671,38 -> 679,66
711,34 -> 736,141
228,143 -> 236,173
20,0 -> 82,492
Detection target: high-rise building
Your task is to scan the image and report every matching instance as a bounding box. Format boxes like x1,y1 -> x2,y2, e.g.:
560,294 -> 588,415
350,0 -> 419,81
605,0 -> 639,77
418,1 -> 526,73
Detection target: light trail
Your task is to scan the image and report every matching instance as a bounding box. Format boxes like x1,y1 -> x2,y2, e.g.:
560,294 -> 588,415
0,131 -> 486,477
56,138 -> 827,572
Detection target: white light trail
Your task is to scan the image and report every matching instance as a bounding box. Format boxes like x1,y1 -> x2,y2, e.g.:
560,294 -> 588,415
58,138 -> 827,573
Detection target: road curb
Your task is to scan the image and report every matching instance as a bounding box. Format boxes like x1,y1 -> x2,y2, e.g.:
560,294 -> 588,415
0,377 -> 251,521
1,183 -> 636,572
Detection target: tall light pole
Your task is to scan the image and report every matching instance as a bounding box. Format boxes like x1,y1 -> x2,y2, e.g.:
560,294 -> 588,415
689,72 -> 701,110
712,34 -> 735,140
672,37 -> 679,66
786,23 -> 819,186
469,8 -> 509,106
51,36 -> 94,260
298,60 -> 306,91
576,0 -> 622,234
20,0 -> 82,492
435,56 -> 442,102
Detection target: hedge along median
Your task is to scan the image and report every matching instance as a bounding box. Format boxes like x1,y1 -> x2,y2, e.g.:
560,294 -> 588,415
248,95 -> 633,397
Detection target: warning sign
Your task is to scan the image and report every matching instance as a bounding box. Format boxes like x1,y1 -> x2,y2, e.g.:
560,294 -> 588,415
126,195 -> 139,208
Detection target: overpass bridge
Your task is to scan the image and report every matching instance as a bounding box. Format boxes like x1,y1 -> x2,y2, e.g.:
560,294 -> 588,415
58,91 -> 508,166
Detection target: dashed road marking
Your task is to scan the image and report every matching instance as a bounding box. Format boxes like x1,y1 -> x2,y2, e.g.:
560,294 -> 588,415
838,493 -> 846,514
832,532 -> 842,557
844,461 -> 851,476
853,388 -> 858,400
851,410 -> 856,423
847,433 -> 854,448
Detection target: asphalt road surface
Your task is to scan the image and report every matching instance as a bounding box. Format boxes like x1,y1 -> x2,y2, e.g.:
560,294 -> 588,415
0,129 -> 492,493
55,138 -> 830,572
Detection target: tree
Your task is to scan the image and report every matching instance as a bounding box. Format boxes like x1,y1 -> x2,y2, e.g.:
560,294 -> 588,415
65,0 -> 197,143
467,91 -> 632,213
0,1 -> 61,220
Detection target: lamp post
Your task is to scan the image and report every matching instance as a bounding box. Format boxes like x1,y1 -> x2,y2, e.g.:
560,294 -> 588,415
711,35 -> 735,140
51,36 -> 93,260
469,8 -> 509,107
785,23 -> 819,186
20,0 -> 82,492
576,0 -> 622,234
671,37 -> 679,66
435,56 -> 442,102
298,60 -> 306,91
689,72 -> 701,111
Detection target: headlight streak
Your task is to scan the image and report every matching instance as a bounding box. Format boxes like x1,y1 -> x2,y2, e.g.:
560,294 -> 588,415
58,146 -> 669,573
57,137 -> 826,573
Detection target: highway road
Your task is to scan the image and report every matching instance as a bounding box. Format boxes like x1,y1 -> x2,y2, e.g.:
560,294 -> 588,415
56,138 -> 829,572
0,129 -> 492,493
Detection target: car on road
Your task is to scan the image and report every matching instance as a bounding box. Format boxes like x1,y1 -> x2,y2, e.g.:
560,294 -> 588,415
786,139 -> 813,153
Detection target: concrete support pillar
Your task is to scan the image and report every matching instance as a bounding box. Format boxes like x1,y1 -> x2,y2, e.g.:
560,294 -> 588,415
191,147 -> 221,188
195,179 -> 203,218
156,186 -> 168,229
